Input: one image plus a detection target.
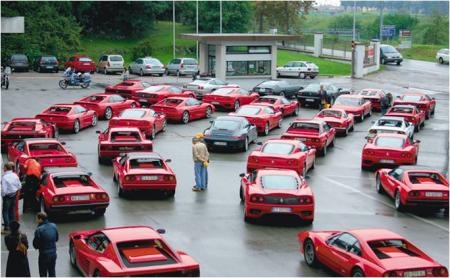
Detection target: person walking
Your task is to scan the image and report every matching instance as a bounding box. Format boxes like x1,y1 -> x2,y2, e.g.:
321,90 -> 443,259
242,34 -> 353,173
380,95 -> 390,115
2,162 -> 22,234
192,133 -> 209,191
23,158 -> 42,212
33,212 -> 59,277
318,84 -> 328,110
4,221 -> 31,277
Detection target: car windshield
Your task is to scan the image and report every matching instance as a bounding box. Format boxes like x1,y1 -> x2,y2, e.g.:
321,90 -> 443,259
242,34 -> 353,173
161,98 -> 183,106
213,88 -> 234,95
402,95 -> 422,102
381,45 -> 398,53
79,57 -> 92,62
145,86 -> 165,92
236,106 -> 261,115
129,158 -> 163,169
110,55 -> 123,61
376,119 -> 402,128
375,137 -> 405,148
41,56 -> 57,62
144,58 -> 163,65
303,84 -> 321,91
212,120 -> 240,130
262,142 -> 294,154
183,59 -> 197,65
335,97 -> 360,106
120,110 -> 146,118
261,175 -> 298,190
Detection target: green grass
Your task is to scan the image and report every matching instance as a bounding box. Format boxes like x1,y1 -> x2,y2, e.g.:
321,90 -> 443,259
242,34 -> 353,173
398,44 -> 445,62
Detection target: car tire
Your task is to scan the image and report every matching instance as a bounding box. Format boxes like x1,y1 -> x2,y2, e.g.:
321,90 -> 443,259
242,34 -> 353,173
73,120 -> 80,134
205,106 -> 213,118
277,119 -> 282,129
161,120 -> 167,132
330,137 -> 335,147
360,113 -> 365,122
375,175 -> 384,194
396,61 -> 401,66
93,270 -> 100,277
394,190 -> 404,211
182,111 -> 190,124
140,69 -> 144,76
299,72 -> 306,79
263,122 -> 269,136
69,241 -> 77,267
151,125 -> 156,139
91,114 -> 98,127
159,73 -> 163,77
303,239 -> 319,267
104,107 -> 113,120
243,137 -> 249,152
103,68 -> 107,75
94,208 -> 106,216
344,126 -> 349,136
118,182 -> 125,197
350,124 -> 354,132
439,57 -> 444,64
415,124 -> 420,132
239,186 -> 244,201
351,267 -> 365,277
302,163 -> 307,178
234,100 -> 240,111
321,144 -> 327,157
310,158 -> 315,170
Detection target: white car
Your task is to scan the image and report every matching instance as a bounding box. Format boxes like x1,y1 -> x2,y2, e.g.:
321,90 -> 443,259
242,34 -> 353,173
436,48 -> 449,64
128,57 -> 165,76
367,116 -> 415,140
183,77 -> 238,99
276,61 -> 319,79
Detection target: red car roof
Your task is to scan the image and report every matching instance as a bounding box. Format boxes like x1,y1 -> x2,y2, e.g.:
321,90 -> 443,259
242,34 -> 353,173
102,226 -> 162,243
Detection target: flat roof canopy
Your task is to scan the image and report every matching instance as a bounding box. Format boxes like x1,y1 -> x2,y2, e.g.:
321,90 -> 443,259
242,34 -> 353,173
181,33 -> 299,43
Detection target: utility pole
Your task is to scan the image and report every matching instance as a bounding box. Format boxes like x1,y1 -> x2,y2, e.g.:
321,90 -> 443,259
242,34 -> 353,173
196,0 -> 199,60
352,0 -> 356,40
173,0 -> 176,59
379,1 -> 384,42
219,0 -> 222,34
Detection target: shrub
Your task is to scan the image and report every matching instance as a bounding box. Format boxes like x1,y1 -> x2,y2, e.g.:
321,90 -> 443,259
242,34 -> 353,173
131,39 -> 153,60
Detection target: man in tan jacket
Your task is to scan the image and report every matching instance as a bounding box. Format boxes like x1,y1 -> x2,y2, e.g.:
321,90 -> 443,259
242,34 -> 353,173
192,134 -> 209,191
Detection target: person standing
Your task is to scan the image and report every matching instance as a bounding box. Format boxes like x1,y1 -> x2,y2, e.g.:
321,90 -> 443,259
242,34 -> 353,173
192,134 -> 209,191
318,84 -> 328,110
380,95 -> 390,115
33,212 -> 59,277
2,162 -> 22,234
4,221 -> 31,277
23,158 -> 42,212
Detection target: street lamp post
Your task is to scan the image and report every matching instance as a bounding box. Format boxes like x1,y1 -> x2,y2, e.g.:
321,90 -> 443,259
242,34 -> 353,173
173,0 -> 176,59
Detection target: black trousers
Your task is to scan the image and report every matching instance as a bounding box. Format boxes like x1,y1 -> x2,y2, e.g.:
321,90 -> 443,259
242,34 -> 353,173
23,175 -> 39,211
38,253 -> 57,277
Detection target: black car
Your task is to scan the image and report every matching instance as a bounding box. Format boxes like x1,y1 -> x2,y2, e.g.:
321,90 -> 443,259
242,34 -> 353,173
203,116 -> 258,152
297,83 -> 351,108
380,44 -> 403,65
7,54 -> 29,72
33,55 -> 59,73
252,80 -> 303,99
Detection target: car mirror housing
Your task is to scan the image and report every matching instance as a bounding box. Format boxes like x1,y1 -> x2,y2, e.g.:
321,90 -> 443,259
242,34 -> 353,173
414,139 -> 421,144
156,228 -> 166,234
165,159 -> 172,163
61,141 -> 66,145
96,130 -> 101,134
256,142 -> 263,146
239,173 -> 245,178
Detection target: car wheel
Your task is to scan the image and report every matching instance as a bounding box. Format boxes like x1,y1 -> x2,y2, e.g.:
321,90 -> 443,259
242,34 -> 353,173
277,119 -> 282,129
415,124 -> 420,132
94,208 -> 106,216
234,100 -> 240,111
303,239 -> 318,267
182,111 -> 190,124
302,163 -> 307,178
360,113 -> 365,122
330,137 -> 335,147
140,69 -> 144,76
279,91 -> 285,97
91,114 -> 98,127
321,144 -> 327,157
104,107 -> 113,120
73,120 -> 80,134
243,137 -> 249,152
128,66 -> 132,74
426,110 -> 431,120
151,125 -> 156,139
375,175 -> 384,194
344,126 -> 349,136
118,182 -> 124,197
93,270 -> 100,277
299,72 -> 306,79
161,120 -> 167,132
239,186 -> 244,201
394,190 -> 404,211
352,267 -> 365,277
263,122 -> 269,136
439,57 -> 444,64
350,124 -> 354,132
103,68 -> 107,75
205,106 -> 213,118
310,158 -> 315,170
69,241 -> 76,266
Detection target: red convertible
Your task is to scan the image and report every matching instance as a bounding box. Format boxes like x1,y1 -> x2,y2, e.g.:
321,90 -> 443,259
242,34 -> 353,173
246,139 -> 316,177
313,108 -> 354,136
105,79 -> 151,99
332,94 -> 372,122
132,85 -> 196,106
229,105 -> 282,136
239,169 -> 314,224
251,95 -> 299,117
113,152 -> 177,197
108,108 -> 166,139
97,127 -> 153,164
152,97 -> 214,124
375,166 -> 449,212
38,167 -> 109,217
385,105 -> 425,132
393,92 -> 436,119
355,88 -> 386,111
298,228 -> 448,277
74,93 -> 139,120
35,104 -> 98,133
361,133 -> 420,170
1,118 -> 57,152
202,87 -> 259,111
68,226 -> 200,277
281,119 -> 336,156
7,138 -> 77,176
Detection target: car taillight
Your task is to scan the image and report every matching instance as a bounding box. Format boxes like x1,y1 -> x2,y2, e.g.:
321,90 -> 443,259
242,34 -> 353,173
287,159 -> 297,165
249,157 -> 258,163
164,175 -> 175,181
401,153 -> 411,158
180,63 -> 184,69
433,267 -> 448,277
125,175 -> 135,181
250,195 -> 264,203
52,196 -> 65,202
408,191 -> 420,197
299,196 -> 313,204
91,193 -> 108,200
107,62 -> 110,67
146,65 -> 152,69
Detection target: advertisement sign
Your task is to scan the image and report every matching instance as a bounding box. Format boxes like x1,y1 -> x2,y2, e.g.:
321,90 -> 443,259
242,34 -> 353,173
381,25 -> 396,38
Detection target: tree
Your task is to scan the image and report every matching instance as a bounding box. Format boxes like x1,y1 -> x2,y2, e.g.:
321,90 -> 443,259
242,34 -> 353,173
422,11 -> 449,45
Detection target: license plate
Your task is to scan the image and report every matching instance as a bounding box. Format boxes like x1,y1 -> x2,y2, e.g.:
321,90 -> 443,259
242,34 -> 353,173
188,86 -> 197,89
212,102 -> 220,105
214,142 -> 227,146
141,175 -> 158,181
297,138 -> 306,142
46,66 -> 53,69
83,63 -> 90,65
380,159 -> 394,164
306,98 -> 315,102
271,207 -> 292,213
71,195 -> 90,201
139,98 -> 148,102
404,270 -> 426,277
425,192 -> 443,197
119,146 -> 134,150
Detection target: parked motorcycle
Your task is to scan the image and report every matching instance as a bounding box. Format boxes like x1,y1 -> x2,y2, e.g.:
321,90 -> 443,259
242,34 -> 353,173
59,70 -> 91,89
1,66 -> 11,90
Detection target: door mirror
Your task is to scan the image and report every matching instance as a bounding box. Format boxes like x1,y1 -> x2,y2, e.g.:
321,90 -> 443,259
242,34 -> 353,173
413,139 -> 421,144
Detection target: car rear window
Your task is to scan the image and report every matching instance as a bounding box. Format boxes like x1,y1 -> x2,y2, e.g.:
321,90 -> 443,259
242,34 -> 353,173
368,239 -> 418,259
183,59 -> 197,65
11,55 -> 28,62
8,121 -> 37,131
319,110 -> 342,118
391,107 -> 413,113
374,137 -> 405,148
236,106 -> 261,116
109,55 -> 123,62
289,122 -> 319,132
110,131 -> 141,142
41,56 -> 57,62
262,142 -> 294,155
129,158 -> 163,169
212,120 -> 240,130
52,175 -> 91,188
79,57 -> 92,62
408,172 -> 444,184
161,98 -> 183,106
402,95 -> 422,102
47,106 -> 71,114
255,98 -> 276,104
377,119 -> 402,128
144,58 -> 163,66
29,143 -> 62,151
335,97 -> 360,106
261,175 -> 298,190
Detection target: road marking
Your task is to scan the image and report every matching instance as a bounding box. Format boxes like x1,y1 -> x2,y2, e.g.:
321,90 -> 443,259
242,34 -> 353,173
322,176 -> 449,232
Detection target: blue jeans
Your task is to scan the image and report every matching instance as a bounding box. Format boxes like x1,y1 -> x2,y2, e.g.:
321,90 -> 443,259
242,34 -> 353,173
39,253 -> 57,277
194,162 -> 207,189
2,195 -> 16,229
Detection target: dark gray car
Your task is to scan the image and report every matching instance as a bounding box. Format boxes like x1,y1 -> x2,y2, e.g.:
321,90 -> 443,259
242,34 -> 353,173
297,83 -> 351,108
8,54 -> 29,72
252,80 -> 303,99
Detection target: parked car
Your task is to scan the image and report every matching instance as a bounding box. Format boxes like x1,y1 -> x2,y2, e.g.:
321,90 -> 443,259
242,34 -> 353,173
166,57 -> 199,76
108,108 -> 166,139
97,54 -> 124,74
65,55 -> 96,73
151,97 -> 214,124
105,79 -> 151,99
276,61 -> 319,79
367,116 -> 415,141
298,228 -> 448,277
183,77 -> 237,99
202,87 -> 259,111
132,85 -> 196,106
385,105 -> 425,132
252,80 -> 303,99
251,95 -> 299,117
33,55 -> 59,73
354,88 -> 386,111
393,92 -> 436,119
297,83 -> 351,108
436,48 -> 449,64
7,54 -> 29,72
74,93 -> 139,120
313,108 -> 354,136
228,105 -> 282,136
380,44 -> 403,65
332,94 -> 372,122
128,57 -> 165,76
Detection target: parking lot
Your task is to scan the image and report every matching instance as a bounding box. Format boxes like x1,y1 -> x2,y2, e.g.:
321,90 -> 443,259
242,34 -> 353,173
1,59 -> 449,276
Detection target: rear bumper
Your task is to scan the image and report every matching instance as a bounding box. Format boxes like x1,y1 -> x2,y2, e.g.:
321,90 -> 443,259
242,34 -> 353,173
245,203 -> 314,220
47,202 -> 109,213
361,156 -> 415,168
204,138 -> 245,150
121,183 -> 176,191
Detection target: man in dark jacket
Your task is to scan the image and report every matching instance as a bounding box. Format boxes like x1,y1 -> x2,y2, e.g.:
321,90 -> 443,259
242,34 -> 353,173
33,212 -> 59,277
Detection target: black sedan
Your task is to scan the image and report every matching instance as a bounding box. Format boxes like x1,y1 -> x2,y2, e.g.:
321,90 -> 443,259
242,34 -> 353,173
297,83 -> 351,108
33,55 -> 59,73
252,80 -> 303,99
203,116 -> 258,152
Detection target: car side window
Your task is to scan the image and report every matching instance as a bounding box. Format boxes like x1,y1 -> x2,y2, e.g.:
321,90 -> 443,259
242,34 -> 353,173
330,233 -> 358,253
87,233 -> 110,253
169,87 -> 182,93
388,168 -> 403,181
16,141 -> 25,152
264,107 -> 274,114
240,89 -> 249,96
76,106 -> 87,113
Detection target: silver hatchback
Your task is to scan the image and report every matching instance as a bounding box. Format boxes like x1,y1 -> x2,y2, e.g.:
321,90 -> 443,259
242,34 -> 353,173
128,57 -> 165,76
166,57 -> 199,76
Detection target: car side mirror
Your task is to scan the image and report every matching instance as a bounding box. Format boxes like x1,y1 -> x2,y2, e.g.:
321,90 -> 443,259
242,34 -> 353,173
414,139 -> 421,144
73,235 -> 81,240
165,159 -> 172,163
156,228 -> 166,234
61,142 -> 66,145
239,173 -> 245,178
256,142 -> 263,146
96,130 -> 101,134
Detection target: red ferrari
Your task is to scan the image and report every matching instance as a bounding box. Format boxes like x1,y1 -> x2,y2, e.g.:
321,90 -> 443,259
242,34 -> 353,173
1,118 -> 57,152
228,105 -> 282,136
281,119 -> 336,156
112,152 -> 177,197
35,104 -> 98,133
385,105 -> 425,132
298,229 -> 448,277
74,93 -> 139,120
202,87 -> 259,111
108,108 -> 166,139
105,79 -> 151,99
7,138 -> 77,176
239,169 -> 314,224
313,108 -> 354,136
393,92 -> 436,119
38,167 -> 109,217
355,88 -> 386,111
361,133 -> 420,170
375,166 -> 449,212
332,94 -> 372,122
251,95 -> 299,117
246,139 -> 316,177
97,127 -> 153,164
132,85 -> 196,106
152,97 -> 214,124
65,55 -> 96,73
69,226 -> 200,277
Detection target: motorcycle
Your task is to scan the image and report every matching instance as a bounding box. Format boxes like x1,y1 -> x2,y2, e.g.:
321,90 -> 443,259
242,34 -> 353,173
1,66 -> 11,90
59,70 -> 91,89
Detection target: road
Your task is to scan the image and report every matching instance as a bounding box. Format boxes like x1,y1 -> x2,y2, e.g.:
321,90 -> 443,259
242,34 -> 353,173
1,60 -> 448,276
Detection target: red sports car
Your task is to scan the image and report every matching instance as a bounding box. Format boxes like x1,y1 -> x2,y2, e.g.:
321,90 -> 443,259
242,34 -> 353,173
332,94 -> 372,122
385,105 -> 425,132
112,152 -> 177,197
65,55 -> 96,73
152,97 -> 214,124
1,118 -> 57,152
251,95 -> 299,117
281,119 -> 336,156
239,169 -> 314,224
7,138 -> 77,176
393,92 -> 436,119
105,79 -> 152,99
74,93 -> 139,120
375,166 -> 449,212
37,167 -> 109,217
313,108 -> 354,136
202,87 -> 259,111
68,226 -> 200,277
355,88 -> 386,111
246,139 -> 316,177
132,85 -> 196,106
361,133 -> 420,170
97,127 -> 153,164
228,105 -> 282,136
108,108 -> 166,139
298,229 -> 448,277
35,104 -> 98,133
